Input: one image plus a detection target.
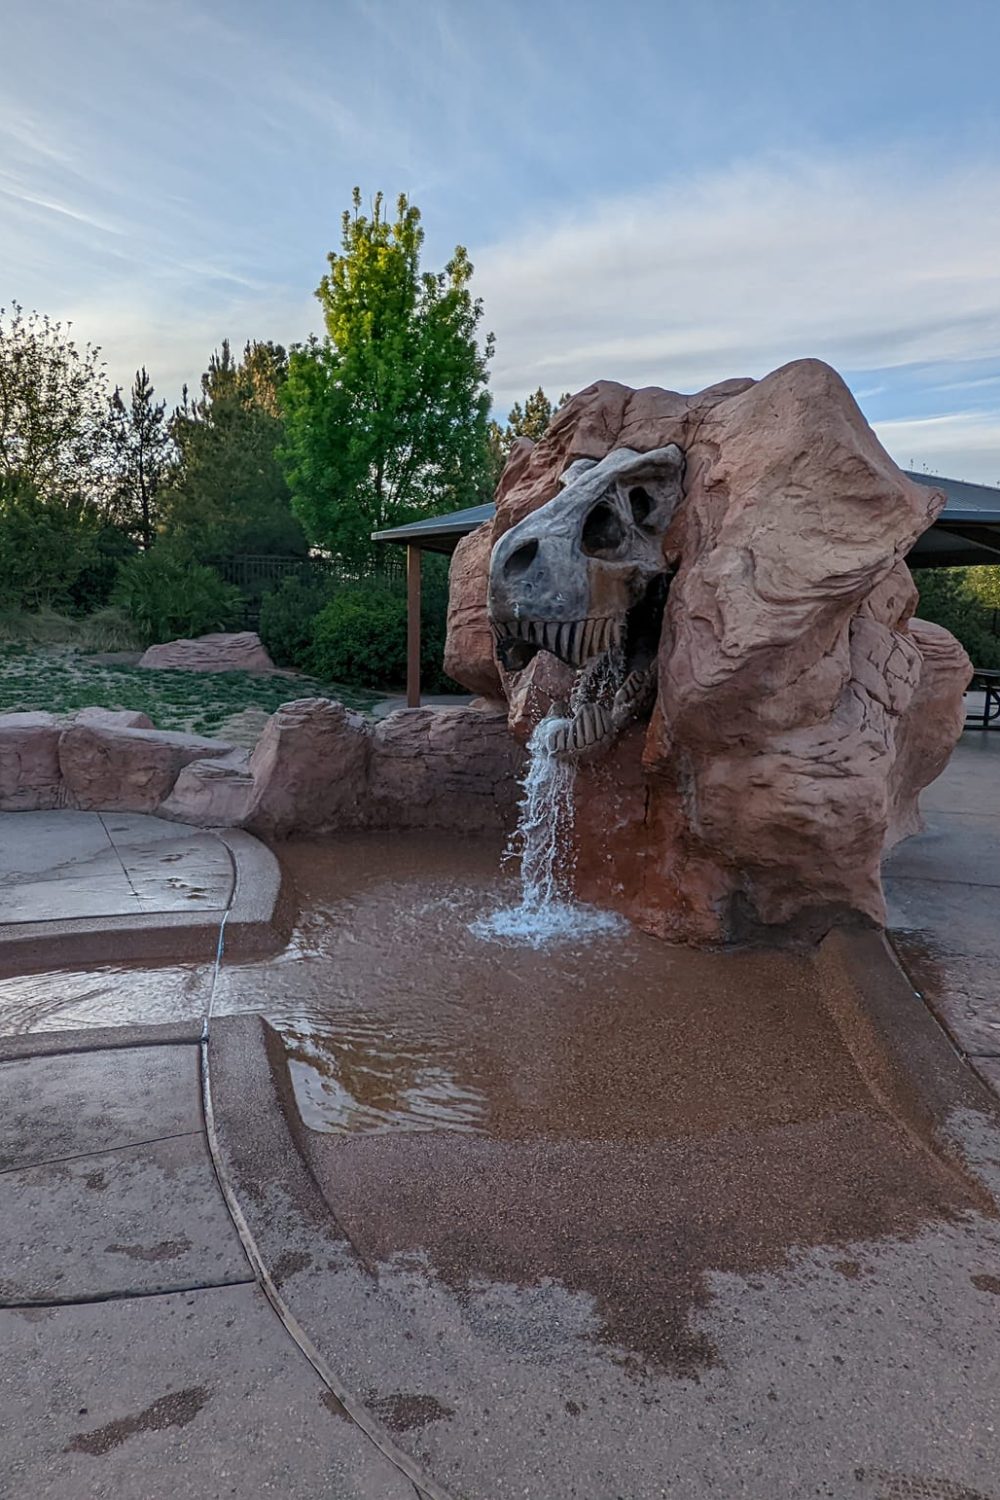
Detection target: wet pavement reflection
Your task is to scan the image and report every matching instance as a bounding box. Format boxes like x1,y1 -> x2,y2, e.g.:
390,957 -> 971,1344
211,833 -> 869,1143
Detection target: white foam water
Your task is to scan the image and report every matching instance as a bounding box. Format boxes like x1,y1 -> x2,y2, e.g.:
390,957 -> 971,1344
472,713 -> 628,949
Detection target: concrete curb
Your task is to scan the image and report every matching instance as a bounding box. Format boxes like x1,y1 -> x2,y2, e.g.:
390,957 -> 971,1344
0,828 -> 291,975
0,1019 -> 203,1063
205,1012 -> 456,1500
815,927 -> 1000,1202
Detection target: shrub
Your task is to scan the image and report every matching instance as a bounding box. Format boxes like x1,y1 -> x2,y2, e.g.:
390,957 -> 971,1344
310,582 -> 408,686
0,479 -> 101,611
111,548 -> 244,646
308,559 -> 457,691
77,606 -> 145,652
915,567 -> 1000,669
258,573 -> 328,668
70,525 -> 139,614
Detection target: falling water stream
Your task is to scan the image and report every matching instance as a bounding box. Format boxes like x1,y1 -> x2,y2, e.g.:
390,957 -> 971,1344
472,713 -> 627,948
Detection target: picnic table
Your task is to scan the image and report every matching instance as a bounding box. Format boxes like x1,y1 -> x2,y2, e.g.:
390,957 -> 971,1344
967,667 -> 1000,730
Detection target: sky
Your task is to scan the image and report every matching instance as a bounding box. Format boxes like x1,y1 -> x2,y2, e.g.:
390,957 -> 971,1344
4,0 -> 1000,482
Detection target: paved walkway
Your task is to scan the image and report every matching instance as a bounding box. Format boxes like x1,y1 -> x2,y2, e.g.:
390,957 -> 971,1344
0,811 -> 233,923
884,732 -> 1000,1096
0,1030 -> 417,1499
0,811 -> 285,976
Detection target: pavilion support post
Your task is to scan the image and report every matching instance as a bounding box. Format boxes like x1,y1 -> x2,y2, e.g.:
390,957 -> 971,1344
406,544 -> 422,708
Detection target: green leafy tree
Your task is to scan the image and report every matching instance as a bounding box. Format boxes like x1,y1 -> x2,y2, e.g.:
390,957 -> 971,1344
487,386 -> 569,486
915,566 -> 1000,669
0,475 -> 101,611
108,367 -> 172,549
0,302 -> 110,500
163,339 -> 306,562
281,188 -> 495,568
967,565 -> 1000,615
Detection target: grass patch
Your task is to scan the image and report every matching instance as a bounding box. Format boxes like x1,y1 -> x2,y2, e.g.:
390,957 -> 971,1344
0,643 -> 381,742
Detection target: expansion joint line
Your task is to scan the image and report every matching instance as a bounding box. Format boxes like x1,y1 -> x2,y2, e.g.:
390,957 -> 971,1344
198,908 -> 456,1500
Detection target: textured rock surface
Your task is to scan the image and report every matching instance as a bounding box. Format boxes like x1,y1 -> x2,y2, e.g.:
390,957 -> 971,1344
444,523 -> 504,698
886,618 -> 972,847
157,748 -> 256,828
0,713 -> 63,812
505,653 -> 577,744
453,358 -> 970,942
59,724 -> 235,814
244,698 -> 370,838
138,631 -> 276,673
369,707 -> 523,832
71,707 -> 155,731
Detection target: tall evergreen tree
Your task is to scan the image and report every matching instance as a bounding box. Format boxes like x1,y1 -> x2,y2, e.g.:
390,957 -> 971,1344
164,339 -> 306,561
487,386 -> 569,485
281,189 -> 495,568
108,367 -> 171,549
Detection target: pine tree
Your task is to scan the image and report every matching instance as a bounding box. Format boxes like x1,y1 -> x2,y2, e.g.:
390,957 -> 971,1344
108,367 -> 171,549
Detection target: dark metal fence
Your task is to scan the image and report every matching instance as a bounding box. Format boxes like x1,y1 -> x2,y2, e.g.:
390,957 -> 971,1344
215,552 -> 406,626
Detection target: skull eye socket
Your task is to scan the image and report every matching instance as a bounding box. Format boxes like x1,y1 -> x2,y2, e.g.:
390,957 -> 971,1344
582,500 -> 626,557
629,486 -> 655,528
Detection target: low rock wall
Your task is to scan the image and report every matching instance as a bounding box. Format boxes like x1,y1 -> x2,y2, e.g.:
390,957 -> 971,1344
0,700 -> 524,837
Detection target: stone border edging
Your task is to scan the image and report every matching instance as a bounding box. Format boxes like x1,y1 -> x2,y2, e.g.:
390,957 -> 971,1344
0,1019 -> 204,1062
0,830 -> 290,976
815,926 -> 1000,1203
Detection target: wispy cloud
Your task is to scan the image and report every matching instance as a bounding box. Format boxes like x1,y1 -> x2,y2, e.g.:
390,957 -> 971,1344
874,410 -> 1000,486
475,152 -> 1000,480
477,153 -> 1000,398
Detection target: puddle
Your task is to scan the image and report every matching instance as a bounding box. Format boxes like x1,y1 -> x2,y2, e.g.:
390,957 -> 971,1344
210,832 -> 873,1142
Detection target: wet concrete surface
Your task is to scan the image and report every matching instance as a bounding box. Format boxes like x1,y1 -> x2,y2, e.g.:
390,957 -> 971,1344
0,1045 -> 203,1168
0,1130 -> 251,1303
0,812 -> 233,922
201,834 -> 1000,1500
0,1283 -> 416,1500
2,737 -> 999,1495
885,733 -> 1000,1095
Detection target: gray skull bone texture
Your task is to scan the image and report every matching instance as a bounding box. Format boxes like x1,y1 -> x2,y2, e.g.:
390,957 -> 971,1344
447,361 -> 973,942
488,445 -> 685,757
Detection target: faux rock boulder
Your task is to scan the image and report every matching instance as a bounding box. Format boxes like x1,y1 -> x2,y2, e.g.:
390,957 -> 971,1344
0,712 -> 64,812
446,357 -> 971,943
59,723 -> 237,814
138,631 -> 277,673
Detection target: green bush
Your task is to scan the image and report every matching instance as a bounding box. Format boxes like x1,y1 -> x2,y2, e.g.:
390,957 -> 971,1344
310,583 -> 409,687
915,567 -> 1000,669
308,562 -> 457,691
258,573 -> 328,668
70,525 -> 139,613
0,479 -> 102,612
111,548 -> 244,646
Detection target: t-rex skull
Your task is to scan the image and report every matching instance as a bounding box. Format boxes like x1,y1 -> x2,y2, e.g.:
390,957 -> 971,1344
488,444 -> 685,757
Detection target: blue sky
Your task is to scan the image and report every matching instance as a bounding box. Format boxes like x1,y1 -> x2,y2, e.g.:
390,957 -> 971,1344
4,0 -> 1000,480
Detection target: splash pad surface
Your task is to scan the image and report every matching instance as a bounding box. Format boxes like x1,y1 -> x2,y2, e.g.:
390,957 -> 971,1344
4,801 -> 1000,1499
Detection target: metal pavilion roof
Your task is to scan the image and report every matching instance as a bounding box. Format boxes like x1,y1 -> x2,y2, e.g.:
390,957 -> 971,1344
373,472 -> 1000,567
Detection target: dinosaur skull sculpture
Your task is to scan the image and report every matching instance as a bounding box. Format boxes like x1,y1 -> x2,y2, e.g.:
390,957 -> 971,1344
488,445 -> 685,757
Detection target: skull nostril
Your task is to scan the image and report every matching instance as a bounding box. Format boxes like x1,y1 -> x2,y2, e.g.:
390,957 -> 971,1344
582,500 -> 625,557
505,539 -> 539,578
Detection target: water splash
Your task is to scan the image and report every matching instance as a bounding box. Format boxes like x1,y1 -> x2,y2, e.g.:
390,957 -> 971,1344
472,713 -> 628,949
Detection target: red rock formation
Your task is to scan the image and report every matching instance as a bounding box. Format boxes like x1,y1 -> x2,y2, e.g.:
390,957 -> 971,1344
447,358 -> 969,943
138,631 -> 277,673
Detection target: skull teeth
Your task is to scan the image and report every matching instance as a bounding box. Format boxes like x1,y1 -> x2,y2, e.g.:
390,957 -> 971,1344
494,616 -> 623,668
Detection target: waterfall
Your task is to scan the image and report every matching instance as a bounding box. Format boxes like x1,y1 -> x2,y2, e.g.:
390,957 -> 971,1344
472,712 -> 627,948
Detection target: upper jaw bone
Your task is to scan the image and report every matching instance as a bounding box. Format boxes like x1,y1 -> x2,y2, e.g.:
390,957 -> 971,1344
495,615 -> 622,669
